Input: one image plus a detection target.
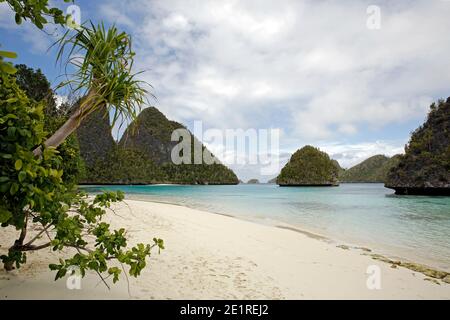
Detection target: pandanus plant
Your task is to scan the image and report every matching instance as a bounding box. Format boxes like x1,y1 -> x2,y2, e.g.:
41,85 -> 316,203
34,22 -> 151,156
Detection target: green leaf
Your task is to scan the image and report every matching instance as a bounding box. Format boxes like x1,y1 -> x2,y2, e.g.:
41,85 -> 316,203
0,51 -> 18,59
10,183 -> 19,195
15,13 -> 22,25
15,159 -> 23,171
0,208 -> 12,223
18,171 -> 26,183
0,62 -> 17,74
0,177 -> 9,183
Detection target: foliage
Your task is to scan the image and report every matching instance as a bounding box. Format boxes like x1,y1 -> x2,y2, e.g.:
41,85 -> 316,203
0,49 -> 17,75
277,145 -> 339,186
0,0 -> 71,29
162,163 -> 239,185
14,64 -> 85,184
84,147 -> 166,185
55,22 -> 151,129
14,64 -> 57,117
340,155 -> 401,183
386,98 -> 450,190
0,74 -> 163,283
83,147 -> 239,185
78,106 -> 239,185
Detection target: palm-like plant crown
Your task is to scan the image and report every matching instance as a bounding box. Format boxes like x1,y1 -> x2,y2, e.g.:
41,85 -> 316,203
55,22 -> 151,128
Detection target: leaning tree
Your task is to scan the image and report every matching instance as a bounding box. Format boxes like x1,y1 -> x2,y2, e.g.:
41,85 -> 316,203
34,22 -> 151,156
1,2 -> 163,286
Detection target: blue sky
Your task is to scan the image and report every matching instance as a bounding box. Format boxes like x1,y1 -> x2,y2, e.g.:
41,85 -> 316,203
1,0 -> 450,181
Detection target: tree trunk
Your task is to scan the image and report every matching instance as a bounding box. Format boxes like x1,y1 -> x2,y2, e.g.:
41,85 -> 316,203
4,261 -> 14,271
3,214 -> 28,271
33,108 -> 82,157
33,89 -> 97,157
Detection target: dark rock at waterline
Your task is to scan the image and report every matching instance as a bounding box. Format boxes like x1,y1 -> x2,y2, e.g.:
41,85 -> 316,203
389,187 -> 450,196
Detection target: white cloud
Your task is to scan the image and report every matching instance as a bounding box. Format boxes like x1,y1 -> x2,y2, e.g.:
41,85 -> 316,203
95,0 -> 450,179
321,140 -> 405,169
97,4 -> 135,27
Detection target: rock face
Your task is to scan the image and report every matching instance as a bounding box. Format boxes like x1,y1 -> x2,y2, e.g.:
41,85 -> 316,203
76,108 -> 115,167
77,107 -> 238,185
277,146 -> 340,186
386,98 -> 450,195
340,155 -> 401,183
120,107 -> 182,165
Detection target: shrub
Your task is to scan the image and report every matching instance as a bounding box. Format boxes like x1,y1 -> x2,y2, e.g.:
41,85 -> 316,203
0,73 -> 163,284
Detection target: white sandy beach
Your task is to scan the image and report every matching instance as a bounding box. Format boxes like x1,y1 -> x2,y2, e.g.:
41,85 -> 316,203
0,199 -> 449,300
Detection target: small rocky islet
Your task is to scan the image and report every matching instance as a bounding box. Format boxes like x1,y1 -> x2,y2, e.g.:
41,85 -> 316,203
276,145 -> 340,186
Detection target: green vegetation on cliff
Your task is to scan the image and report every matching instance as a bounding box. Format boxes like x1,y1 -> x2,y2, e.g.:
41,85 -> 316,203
277,146 -> 340,186
386,98 -> 450,195
78,107 -> 239,185
340,155 -> 401,183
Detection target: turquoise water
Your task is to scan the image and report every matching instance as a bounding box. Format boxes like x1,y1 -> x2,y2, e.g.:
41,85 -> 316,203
81,183 -> 450,270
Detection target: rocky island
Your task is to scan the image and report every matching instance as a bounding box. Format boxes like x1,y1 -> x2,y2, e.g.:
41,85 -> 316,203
77,107 -> 239,185
386,98 -> 450,195
276,145 -> 340,186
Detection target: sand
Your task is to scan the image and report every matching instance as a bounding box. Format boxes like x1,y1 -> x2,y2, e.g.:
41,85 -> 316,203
1,199 -> 449,299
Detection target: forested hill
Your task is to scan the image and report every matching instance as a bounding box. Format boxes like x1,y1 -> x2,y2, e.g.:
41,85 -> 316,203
77,107 -> 238,185
340,155 -> 401,183
276,145 -> 340,186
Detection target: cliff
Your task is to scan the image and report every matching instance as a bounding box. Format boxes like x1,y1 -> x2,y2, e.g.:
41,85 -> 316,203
276,146 -> 340,186
386,98 -> 450,195
77,107 -> 238,185
76,108 -> 115,168
120,107 -> 183,165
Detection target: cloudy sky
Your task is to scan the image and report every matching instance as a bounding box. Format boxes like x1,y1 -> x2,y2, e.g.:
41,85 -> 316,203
1,0 -> 450,181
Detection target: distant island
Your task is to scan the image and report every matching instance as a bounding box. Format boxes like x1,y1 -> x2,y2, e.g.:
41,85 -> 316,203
77,107 -> 239,185
247,179 -> 260,184
267,177 -> 277,184
340,155 -> 401,183
386,98 -> 450,195
277,146 -> 340,186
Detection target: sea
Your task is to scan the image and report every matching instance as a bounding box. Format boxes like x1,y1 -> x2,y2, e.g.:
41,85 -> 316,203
81,183 -> 450,270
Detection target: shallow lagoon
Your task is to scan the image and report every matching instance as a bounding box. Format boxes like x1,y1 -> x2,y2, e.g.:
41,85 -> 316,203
82,183 -> 450,270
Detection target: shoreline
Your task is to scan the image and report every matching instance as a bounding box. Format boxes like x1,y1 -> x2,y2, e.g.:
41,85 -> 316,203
1,199 -> 449,299
123,194 -> 450,272
136,198 -> 450,277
